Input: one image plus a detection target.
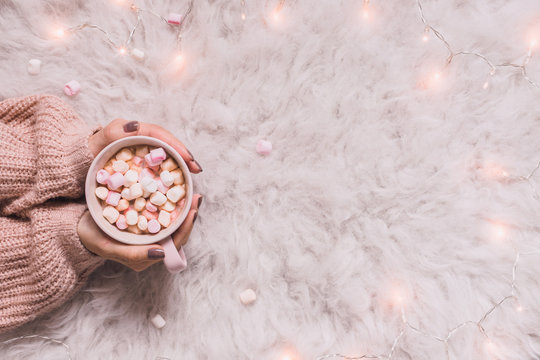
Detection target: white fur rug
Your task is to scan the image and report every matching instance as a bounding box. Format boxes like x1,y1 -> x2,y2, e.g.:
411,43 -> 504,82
1,0 -> 540,359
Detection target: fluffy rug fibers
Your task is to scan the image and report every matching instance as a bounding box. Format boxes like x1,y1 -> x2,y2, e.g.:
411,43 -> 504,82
1,0 -> 540,359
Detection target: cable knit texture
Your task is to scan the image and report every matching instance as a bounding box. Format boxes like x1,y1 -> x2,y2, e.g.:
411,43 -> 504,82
0,95 -> 104,334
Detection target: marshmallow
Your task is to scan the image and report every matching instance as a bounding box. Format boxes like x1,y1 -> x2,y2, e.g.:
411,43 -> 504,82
166,185 -> 185,203
121,187 -> 132,201
103,206 -> 120,223
145,148 -> 167,167
125,209 -> 138,225
158,210 -> 171,227
116,199 -> 129,212
147,219 -> 161,234
142,209 -> 158,220
112,160 -> 129,174
116,215 -> 128,230
171,169 -> 184,185
106,191 -> 121,206
96,169 -> 110,184
64,80 -> 81,96
156,178 -> 170,194
160,171 -> 174,187
146,202 -> 158,212
135,146 -> 149,157
104,162 -> 114,175
134,197 -> 146,211
167,13 -> 182,25
150,313 -> 166,329
239,289 -> 257,305
150,191 -> 167,206
160,158 -> 178,171
130,183 -> 144,199
95,186 -> 109,200
142,188 -> 151,198
137,215 -> 148,231
27,59 -> 41,75
161,200 -> 176,212
132,156 -> 143,166
116,148 -> 133,161
124,169 -> 139,187
256,139 -> 272,155
141,177 -> 158,193
139,168 -> 155,182
107,172 -> 125,190
131,48 -> 145,60
127,225 -> 142,234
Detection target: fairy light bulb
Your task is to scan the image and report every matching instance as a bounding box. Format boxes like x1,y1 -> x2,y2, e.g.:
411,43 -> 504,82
241,12 -> 246,20
362,0 -> 370,19
422,26 -> 429,42
118,46 -> 127,55
516,305 -> 523,312
54,28 -> 65,38
175,53 -> 183,62
483,81 -> 489,90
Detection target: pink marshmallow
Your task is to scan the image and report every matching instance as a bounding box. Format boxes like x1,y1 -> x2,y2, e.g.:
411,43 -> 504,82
64,80 -> 81,96
106,191 -> 121,206
96,169 -> 110,184
132,156 -> 143,166
256,139 -> 272,155
145,202 -> 158,212
107,172 -> 125,190
156,178 -> 169,194
167,13 -> 182,25
139,168 -> 155,182
145,147 -> 167,167
116,215 -> 128,230
147,219 -> 161,233
143,209 -> 158,220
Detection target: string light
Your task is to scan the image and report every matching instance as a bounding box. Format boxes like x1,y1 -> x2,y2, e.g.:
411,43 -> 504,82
1,335 -> 72,359
417,0 -> 540,90
241,0 -> 246,20
54,28 -> 65,38
361,0 -> 370,20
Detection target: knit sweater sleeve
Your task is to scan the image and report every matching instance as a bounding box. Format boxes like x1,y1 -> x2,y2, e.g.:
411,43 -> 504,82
0,202 -> 105,334
0,95 -> 95,216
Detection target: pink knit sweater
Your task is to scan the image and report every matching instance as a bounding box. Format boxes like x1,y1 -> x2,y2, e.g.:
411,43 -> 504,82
0,95 -> 104,333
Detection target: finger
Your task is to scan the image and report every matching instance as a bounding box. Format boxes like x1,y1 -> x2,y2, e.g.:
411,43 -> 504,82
172,194 -> 202,249
89,118 -> 140,156
101,239 -> 165,267
137,122 -> 203,174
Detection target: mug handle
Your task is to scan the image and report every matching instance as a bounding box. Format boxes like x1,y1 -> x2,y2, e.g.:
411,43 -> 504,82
158,236 -> 187,273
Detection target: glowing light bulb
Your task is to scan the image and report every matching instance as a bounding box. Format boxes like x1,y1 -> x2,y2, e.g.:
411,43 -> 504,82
433,72 -> 441,81
272,10 -> 281,21
241,13 -> 246,20
175,53 -> 183,62
516,305 -> 523,312
483,81 -> 489,90
282,357 -> 291,360
530,39 -> 537,49
118,47 -> 127,55
54,28 -> 65,38
422,26 -> 429,42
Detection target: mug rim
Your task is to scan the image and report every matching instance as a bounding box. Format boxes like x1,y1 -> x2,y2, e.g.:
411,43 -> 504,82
84,136 -> 194,245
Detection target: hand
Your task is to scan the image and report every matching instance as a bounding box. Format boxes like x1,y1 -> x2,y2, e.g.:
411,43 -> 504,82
88,118 -> 203,173
78,194 -> 203,272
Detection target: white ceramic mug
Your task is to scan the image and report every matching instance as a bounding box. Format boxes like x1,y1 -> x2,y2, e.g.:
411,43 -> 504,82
85,136 -> 194,273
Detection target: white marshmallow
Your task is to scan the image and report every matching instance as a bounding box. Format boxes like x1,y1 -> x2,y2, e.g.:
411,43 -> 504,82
160,171 -> 174,187
142,188 -> 151,198
116,148 -> 133,161
170,169 -> 184,185
166,185 -> 185,203
131,48 -> 145,60
121,187 -> 133,200
116,199 -> 129,212
161,200 -> 176,212
27,59 -> 41,75
158,210 -> 171,227
134,197 -> 146,212
135,146 -> 149,157
160,158 -> 178,171
124,169 -> 139,187
103,206 -> 120,224
95,186 -> 109,200
150,314 -> 166,329
125,209 -> 138,225
130,183 -> 143,199
137,215 -> 148,231
141,177 -> 158,193
150,191 -> 167,206
239,289 -> 257,305
112,160 -> 129,174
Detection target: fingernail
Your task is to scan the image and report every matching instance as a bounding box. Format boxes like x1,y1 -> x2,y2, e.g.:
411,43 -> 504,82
123,121 -> 140,133
187,149 -> 194,161
148,248 -> 165,259
193,211 -> 198,223
197,196 -> 203,209
193,160 -> 203,172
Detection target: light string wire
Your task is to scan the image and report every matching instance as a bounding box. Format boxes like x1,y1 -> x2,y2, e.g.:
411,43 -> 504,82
61,0 -> 194,56
0,335 -> 72,360
416,0 -> 540,90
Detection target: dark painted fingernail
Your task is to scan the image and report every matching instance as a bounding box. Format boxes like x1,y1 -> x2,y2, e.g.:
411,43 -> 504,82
187,149 -> 194,161
193,160 -> 203,172
193,211 -> 198,223
123,121 -> 140,133
197,196 -> 203,208
148,248 -> 165,259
